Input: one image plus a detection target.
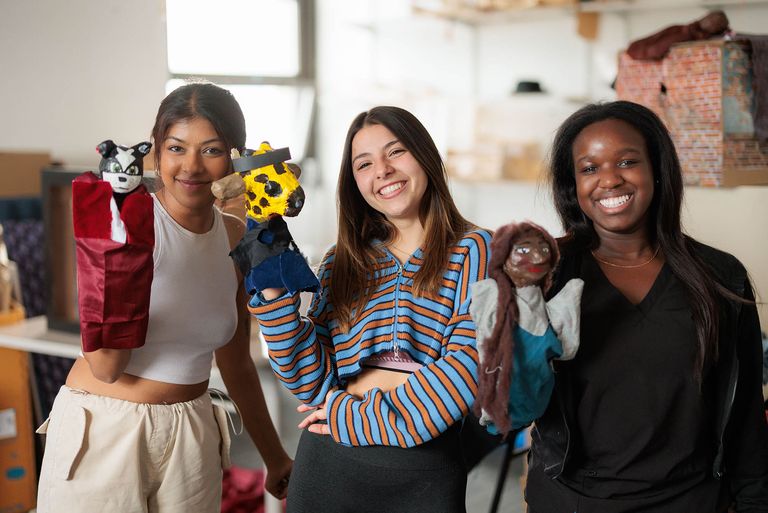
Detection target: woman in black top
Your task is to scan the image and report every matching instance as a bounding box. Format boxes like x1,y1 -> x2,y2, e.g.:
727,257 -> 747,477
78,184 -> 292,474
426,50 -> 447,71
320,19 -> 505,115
526,101 -> 768,513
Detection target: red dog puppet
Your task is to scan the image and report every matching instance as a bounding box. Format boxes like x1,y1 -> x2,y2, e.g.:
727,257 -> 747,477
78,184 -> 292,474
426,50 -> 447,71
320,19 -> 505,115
72,140 -> 153,352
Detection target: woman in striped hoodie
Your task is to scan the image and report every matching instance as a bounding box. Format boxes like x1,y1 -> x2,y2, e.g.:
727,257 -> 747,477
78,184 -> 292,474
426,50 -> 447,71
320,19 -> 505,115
249,106 -> 491,512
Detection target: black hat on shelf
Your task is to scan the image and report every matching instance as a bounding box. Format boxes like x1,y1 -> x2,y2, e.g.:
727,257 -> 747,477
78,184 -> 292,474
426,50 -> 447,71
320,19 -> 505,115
514,80 -> 545,94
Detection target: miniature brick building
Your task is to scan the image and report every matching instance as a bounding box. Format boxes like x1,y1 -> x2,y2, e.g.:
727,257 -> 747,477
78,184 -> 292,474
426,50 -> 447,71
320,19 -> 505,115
616,40 -> 768,187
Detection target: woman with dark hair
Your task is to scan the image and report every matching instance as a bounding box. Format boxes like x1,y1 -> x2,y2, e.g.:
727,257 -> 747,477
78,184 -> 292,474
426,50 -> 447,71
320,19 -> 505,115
526,100 -> 768,512
249,106 -> 492,512
37,82 -> 292,512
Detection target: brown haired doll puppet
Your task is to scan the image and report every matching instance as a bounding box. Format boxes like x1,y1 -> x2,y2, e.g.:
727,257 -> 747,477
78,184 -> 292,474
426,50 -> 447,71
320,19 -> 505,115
72,140 -> 154,351
470,221 -> 583,436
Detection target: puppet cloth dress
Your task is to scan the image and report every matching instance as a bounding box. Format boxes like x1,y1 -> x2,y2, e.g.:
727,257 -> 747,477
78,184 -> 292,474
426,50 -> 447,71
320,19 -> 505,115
469,278 -> 583,433
72,172 -> 153,351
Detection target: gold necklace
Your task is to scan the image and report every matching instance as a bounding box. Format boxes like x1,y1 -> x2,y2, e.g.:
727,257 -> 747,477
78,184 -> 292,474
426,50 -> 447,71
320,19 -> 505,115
591,246 -> 660,269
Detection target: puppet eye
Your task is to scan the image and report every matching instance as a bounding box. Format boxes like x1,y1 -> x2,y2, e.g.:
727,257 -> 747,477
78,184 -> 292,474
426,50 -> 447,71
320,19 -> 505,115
124,165 -> 140,176
514,246 -> 530,255
107,161 -> 121,173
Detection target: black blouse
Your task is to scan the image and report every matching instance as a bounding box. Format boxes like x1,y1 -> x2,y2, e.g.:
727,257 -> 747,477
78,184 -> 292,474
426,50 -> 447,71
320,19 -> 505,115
527,254 -> 729,513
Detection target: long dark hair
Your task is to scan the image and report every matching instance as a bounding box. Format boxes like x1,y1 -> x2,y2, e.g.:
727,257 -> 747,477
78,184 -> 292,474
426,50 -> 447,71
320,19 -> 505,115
333,106 -> 473,332
475,221 -> 559,435
549,100 -> 722,378
151,81 -> 246,169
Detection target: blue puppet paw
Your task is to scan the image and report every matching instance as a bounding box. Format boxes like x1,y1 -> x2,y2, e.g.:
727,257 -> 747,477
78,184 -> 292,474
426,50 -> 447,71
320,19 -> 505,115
244,248 -> 319,295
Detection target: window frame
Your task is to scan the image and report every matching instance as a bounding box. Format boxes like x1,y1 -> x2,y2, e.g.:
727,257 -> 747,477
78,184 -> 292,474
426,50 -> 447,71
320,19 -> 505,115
166,0 -> 317,168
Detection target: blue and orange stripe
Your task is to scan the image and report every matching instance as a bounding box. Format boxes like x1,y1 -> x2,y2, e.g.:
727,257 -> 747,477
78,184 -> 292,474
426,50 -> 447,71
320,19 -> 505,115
249,229 -> 491,447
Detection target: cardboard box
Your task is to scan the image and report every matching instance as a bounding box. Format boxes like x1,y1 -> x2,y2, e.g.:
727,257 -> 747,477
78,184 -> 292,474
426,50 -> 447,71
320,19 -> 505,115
502,141 -> 544,181
0,152 -> 51,198
446,146 -> 505,181
0,347 -> 37,513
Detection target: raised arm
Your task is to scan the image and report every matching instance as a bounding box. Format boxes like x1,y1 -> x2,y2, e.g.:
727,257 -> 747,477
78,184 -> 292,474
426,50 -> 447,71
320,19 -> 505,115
248,250 -> 339,406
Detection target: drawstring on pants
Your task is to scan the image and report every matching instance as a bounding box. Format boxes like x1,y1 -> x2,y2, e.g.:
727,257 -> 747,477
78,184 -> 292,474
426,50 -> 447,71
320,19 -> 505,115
208,388 -> 244,436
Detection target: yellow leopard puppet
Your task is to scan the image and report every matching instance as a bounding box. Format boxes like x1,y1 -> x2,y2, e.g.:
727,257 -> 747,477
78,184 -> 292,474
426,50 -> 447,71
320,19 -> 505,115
212,142 -> 318,296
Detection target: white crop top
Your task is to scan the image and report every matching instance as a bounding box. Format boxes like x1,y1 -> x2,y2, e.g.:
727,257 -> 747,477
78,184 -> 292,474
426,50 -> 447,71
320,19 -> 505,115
122,194 -> 239,384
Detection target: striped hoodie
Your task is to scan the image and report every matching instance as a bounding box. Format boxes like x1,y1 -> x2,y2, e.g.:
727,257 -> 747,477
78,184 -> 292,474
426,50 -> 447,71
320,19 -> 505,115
248,229 -> 492,447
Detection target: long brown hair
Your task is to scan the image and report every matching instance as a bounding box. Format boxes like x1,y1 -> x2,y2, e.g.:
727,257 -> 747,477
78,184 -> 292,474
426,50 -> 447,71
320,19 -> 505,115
333,106 -> 473,332
474,221 -> 559,435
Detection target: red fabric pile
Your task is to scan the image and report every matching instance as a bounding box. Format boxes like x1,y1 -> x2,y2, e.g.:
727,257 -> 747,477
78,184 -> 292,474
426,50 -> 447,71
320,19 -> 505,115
221,466 -> 270,513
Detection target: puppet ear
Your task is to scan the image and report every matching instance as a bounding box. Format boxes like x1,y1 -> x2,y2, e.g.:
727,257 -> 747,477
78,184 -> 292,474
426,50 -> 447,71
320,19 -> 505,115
134,142 -> 152,156
96,140 -> 116,157
286,163 -> 302,179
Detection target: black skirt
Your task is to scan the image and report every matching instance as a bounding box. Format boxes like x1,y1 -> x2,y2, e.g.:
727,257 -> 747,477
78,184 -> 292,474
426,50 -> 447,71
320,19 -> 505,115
287,423 -> 467,513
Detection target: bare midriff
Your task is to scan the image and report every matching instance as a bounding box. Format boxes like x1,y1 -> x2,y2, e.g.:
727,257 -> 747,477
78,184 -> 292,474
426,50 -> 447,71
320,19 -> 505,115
65,357 -> 209,404
344,367 -> 411,399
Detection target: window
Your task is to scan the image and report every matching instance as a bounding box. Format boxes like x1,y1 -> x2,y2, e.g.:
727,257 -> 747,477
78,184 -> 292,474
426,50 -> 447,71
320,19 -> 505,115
165,0 -> 315,163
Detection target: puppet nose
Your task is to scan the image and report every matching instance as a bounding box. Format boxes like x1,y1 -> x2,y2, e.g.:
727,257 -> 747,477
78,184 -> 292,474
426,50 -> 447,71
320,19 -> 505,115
119,176 -> 127,182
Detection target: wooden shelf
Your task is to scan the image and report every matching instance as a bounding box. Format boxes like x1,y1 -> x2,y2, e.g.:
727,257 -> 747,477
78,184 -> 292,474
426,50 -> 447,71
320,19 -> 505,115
0,316 -> 81,359
579,0 -> 768,13
412,0 -> 768,24
413,3 -> 577,25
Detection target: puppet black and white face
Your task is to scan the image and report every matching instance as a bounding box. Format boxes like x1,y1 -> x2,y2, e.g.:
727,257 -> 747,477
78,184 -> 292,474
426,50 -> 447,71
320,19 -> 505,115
96,140 -> 152,194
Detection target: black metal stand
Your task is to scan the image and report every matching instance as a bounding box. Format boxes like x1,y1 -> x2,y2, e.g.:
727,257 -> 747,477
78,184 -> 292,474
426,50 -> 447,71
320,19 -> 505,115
489,440 -> 515,513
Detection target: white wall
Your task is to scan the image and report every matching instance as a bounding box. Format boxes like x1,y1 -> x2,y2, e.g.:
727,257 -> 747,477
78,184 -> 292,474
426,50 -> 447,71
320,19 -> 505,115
0,0 -> 168,166
1,0 -> 767,329
314,0 -> 476,184
307,0 -> 478,260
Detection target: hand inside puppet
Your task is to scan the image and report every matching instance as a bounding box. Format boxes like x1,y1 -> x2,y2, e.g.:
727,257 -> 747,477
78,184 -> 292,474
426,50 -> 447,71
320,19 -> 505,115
72,140 -> 153,352
212,142 -> 319,296
469,221 -> 583,436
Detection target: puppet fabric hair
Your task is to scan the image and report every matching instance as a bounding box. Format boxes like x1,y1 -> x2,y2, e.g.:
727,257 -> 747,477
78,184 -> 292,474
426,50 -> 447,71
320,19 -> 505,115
473,221 -> 559,435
